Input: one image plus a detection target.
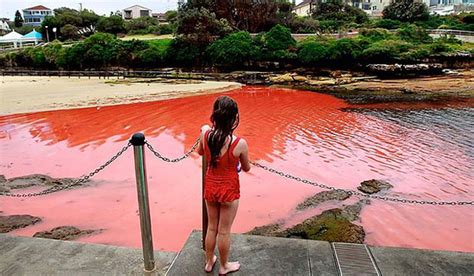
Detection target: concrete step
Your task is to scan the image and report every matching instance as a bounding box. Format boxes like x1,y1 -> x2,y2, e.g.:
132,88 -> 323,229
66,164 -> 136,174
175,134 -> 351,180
167,230 -> 474,276
0,234 -> 176,275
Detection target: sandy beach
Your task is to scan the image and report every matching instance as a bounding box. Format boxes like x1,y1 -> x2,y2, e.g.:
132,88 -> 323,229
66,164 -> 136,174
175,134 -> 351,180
0,76 -> 241,115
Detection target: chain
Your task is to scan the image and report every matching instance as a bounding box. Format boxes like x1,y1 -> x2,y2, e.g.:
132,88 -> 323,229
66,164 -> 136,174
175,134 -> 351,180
145,138 -> 201,163
250,161 -> 474,206
1,143 -> 132,197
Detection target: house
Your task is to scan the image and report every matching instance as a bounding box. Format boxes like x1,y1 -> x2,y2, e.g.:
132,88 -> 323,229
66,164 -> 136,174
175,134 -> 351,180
0,19 -> 11,35
23,5 -> 53,26
152,13 -> 167,23
293,0 -> 316,16
122,5 -> 152,20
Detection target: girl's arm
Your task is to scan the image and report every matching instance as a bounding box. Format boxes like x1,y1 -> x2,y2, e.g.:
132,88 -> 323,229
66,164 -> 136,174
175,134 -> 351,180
238,139 -> 251,172
197,124 -> 211,156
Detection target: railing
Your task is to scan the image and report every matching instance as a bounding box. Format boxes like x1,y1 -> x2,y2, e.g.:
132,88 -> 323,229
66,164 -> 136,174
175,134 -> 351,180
1,132 -> 473,270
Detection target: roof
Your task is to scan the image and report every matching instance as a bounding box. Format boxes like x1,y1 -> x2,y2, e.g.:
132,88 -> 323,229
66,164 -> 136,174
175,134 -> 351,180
295,0 -> 313,9
24,30 -> 42,39
123,5 -> 152,11
0,31 -> 23,40
23,5 -> 51,11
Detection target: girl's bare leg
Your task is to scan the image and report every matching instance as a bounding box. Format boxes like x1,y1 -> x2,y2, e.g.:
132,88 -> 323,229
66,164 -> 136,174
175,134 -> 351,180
205,201 -> 219,272
217,200 -> 240,275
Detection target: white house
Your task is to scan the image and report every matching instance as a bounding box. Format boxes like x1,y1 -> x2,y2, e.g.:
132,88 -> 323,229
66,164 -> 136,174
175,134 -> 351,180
294,0 -> 315,16
122,5 -> 152,20
0,19 -> 11,35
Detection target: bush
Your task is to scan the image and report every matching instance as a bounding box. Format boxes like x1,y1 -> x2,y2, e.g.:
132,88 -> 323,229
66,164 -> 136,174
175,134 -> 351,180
397,24 -> 432,44
374,19 -> 401,29
60,24 -> 80,40
461,13 -> 474,24
360,39 -> 413,62
259,24 -> 297,60
125,17 -> 160,34
97,15 -> 125,35
206,31 -> 259,66
359,28 -> 394,42
289,17 -> 320,33
327,38 -> 364,61
383,0 -> 429,22
297,38 -> 330,64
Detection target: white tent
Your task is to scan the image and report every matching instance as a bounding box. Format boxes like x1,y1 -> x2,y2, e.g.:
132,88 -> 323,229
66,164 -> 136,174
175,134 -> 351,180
0,31 -> 25,48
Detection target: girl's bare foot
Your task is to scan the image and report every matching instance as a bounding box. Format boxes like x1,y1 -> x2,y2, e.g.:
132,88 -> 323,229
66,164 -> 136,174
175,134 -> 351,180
205,255 -> 217,273
218,261 -> 240,275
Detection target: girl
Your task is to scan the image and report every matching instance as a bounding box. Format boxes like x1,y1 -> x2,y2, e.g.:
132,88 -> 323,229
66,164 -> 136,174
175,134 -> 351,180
198,96 -> 251,275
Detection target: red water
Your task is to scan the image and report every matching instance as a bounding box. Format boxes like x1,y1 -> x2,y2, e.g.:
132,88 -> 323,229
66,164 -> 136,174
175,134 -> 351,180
1,86 -> 473,252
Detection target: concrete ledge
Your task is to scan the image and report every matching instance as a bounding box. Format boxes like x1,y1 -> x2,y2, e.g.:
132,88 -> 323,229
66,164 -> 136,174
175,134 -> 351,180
167,230 -> 474,276
166,230 -> 338,276
0,234 -> 176,275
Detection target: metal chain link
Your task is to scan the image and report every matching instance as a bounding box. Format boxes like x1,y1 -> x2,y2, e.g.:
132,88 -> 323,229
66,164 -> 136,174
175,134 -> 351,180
0,143 -> 132,197
145,138 -> 201,163
250,161 -> 474,206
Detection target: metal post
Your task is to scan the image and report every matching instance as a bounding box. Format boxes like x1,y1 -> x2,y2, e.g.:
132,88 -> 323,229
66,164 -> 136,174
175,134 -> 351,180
130,133 -> 156,272
202,155 -> 208,250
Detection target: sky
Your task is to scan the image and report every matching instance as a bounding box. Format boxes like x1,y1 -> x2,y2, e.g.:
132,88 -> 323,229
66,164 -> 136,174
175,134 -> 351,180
0,0 -> 305,20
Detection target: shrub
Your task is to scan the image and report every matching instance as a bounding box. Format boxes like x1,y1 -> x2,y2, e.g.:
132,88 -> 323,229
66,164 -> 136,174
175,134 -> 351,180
360,39 -> 413,62
97,15 -> 125,35
397,24 -> 432,44
359,28 -> 394,42
262,24 -> 296,52
60,24 -> 80,40
461,13 -> 474,24
289,17 -> 320,33
374,19 -> 401,29
297,39 -> 330,64
206,31 -> 259,66
327,38 -> 364,61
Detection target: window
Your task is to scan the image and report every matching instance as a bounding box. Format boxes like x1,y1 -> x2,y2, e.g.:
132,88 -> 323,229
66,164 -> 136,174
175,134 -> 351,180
140,10 -> 149,17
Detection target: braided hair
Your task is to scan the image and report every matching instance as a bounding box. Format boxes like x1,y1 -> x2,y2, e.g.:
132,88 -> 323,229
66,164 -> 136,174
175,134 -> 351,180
208,96 -> 240,168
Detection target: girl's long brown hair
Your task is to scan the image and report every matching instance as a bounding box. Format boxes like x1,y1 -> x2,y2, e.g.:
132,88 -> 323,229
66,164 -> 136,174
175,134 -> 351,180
208,96 -> 239,168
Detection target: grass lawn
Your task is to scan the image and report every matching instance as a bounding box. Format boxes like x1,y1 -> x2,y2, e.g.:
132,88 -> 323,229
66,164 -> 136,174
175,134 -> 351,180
120,34 -> 173,41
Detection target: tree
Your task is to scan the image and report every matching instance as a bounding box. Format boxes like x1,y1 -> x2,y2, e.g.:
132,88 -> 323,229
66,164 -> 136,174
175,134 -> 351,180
383,0 -> 429,22
14,10 -> 23,27
61,24 -> 80,40
97,15 -> 125,35
206,31 -> 259,66
165,10 -> 178,23
175,7 -> 232,48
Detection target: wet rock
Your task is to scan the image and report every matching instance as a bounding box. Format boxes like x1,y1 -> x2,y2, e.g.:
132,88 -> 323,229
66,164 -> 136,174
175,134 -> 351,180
284,209 -> 365,243
357,179 -> 393,194
246,224 -> 283,237
0,215 -> 42,233
33,226 -> 98,240
296,189 -> 351,211
340,199 -> 370,221
1,174 -> 83,190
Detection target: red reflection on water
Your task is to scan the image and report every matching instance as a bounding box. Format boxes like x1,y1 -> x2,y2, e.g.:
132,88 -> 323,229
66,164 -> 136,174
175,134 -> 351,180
1,86 -> 473,252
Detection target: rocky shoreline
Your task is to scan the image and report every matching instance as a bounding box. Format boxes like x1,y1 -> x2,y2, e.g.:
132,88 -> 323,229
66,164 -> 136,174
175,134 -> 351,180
268,69 -> 474,104
247,179 -> 394,244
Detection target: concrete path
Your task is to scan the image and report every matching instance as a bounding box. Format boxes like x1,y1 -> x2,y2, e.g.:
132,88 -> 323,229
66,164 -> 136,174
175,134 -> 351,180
167,230 -> 474,276
0,234 -> 176,275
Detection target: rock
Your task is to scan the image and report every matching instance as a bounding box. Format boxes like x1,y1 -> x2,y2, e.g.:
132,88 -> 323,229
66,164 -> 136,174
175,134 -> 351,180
357,179 -> 393,194
246,224 -> 283,237
340,199 -> 370,221
33,226 -> 98,240
0,175 -> 6,183
0,215 -> 42,233
306,78 -> 337,86
1,174 -> 83,190
269,73 -> 308,84
296,189 -> 351,211
284,209 -> 365,243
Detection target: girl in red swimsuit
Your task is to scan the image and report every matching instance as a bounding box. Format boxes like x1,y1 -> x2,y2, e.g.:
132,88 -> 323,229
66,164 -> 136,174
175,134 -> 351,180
198,96 -> 251,275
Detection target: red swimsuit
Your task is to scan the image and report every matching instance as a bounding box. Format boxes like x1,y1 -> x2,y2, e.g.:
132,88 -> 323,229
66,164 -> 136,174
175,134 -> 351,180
203,130 -> 241,203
